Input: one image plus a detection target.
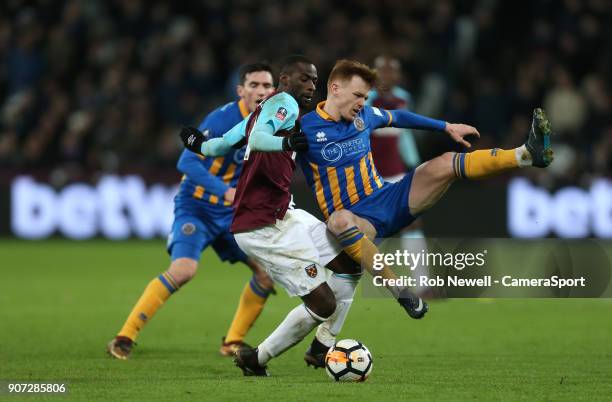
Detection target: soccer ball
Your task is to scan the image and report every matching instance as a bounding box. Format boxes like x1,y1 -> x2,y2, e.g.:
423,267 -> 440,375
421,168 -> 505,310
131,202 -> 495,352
325,339 -> 373,382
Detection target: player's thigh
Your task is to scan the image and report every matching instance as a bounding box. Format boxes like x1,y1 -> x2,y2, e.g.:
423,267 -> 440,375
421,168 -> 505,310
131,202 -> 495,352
166,214 -> 214,282
409,152 -> 457,215
234,212 -> 326,297
297,210 -> 361,275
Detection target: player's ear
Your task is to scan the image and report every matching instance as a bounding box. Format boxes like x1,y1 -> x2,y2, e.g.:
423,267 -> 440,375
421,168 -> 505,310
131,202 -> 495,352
278,74 -> 288,87
330,82 -> 339,95
236,85 -> 245,98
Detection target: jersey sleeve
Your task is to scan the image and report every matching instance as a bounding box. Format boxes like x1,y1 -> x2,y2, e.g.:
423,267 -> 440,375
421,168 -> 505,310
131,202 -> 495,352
258,92 -> 300,132
200,117 -> 248,156
176,149 -> 229,196
248,92 -> 300,152
388,109 -> 446,131
365,105 -> 446,131
365,105 -> 394,129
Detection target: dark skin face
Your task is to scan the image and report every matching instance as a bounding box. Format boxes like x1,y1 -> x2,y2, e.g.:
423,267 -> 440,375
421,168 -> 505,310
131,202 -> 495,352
277,62 -> 318,110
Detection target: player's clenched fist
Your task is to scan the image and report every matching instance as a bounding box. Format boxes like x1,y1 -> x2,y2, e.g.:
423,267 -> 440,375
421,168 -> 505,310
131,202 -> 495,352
180,126 -> 208,154
282,121 -> 309,152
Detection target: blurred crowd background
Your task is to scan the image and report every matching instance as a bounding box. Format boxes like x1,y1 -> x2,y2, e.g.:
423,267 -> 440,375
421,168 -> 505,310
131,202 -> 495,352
1,0 -> 611,187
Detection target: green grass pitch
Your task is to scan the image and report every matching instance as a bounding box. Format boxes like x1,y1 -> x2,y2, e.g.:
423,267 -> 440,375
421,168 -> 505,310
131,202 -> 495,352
1,240 -> 611,401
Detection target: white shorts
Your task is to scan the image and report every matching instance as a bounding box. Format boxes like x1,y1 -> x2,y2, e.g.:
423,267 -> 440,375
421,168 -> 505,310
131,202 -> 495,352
235,209 -> 343,297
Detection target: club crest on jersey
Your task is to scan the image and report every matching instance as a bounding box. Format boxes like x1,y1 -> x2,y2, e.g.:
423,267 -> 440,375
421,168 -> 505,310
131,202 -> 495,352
304,264 -> 318,278
182,222 -> 196,235
353,117 -> 365,131
275,107 -> 288,121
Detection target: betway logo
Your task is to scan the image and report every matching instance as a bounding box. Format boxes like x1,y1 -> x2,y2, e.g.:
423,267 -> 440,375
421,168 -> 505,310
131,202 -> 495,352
508,178 -> 612,238
11,176 -> 177,239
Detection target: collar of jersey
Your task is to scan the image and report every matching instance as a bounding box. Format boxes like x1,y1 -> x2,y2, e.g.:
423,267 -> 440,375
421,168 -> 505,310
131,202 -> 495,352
238,99 -> 250,118
316,101 -> 336,122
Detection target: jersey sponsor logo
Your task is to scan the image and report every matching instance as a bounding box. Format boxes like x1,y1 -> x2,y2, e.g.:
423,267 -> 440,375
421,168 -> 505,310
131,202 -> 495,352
304,264 -> 318,278
316,131 -> 328,142
181,222 -> 196,235
354,117 -> 365,131
275,107 -> 288,121
321,138 -> 367,162
321,142 -> 343,162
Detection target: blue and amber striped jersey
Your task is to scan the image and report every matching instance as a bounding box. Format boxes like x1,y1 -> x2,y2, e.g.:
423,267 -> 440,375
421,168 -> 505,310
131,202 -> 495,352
298,102 -> 395,219
176,99 -> 250,208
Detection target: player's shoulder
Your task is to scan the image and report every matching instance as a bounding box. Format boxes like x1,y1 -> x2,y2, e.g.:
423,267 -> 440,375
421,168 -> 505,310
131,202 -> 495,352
301,110 -> 318,125
362,104 -> 386,118
300,108 -> 335,134
264,92 -> 298,111
199,100 -> 242,135
209,100 -> 240,120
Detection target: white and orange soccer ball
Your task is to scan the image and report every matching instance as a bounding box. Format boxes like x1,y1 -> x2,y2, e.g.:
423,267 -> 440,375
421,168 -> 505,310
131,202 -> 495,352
325,339 -> 373,382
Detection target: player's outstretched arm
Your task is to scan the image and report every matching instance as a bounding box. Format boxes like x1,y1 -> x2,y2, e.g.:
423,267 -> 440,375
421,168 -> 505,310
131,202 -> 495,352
179,119 -> 246,157
387,109 -> 480,147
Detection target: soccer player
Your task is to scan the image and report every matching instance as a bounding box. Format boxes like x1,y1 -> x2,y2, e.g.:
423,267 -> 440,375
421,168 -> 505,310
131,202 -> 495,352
180,56 -> 424,376
107,62 -> 277,360
298,59 -> 553,295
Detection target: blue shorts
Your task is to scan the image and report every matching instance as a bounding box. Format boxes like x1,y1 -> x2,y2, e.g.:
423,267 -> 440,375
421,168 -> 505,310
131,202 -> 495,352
347,171 -> 417,237
166,199 -> 248,264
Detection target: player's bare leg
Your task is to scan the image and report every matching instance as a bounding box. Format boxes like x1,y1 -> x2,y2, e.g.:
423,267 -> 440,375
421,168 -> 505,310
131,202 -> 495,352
221,259 -> 275,356
107,258 -> 196,360
409,108 -> 553,215
327,209 -> 428,319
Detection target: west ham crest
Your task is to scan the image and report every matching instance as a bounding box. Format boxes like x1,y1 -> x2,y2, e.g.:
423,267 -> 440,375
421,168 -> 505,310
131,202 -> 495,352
304,264 -> 318,278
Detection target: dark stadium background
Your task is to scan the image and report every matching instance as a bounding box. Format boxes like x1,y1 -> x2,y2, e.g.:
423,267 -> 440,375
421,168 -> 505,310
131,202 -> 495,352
1,0 -> 610,238
1,1 -> 612,400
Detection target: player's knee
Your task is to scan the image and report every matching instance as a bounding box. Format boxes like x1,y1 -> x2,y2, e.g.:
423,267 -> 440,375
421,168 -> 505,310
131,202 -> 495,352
303,283 -> 337,320
306,293 -> 336,320
167,258 -> 198,286
438,152 -> 457,181
318,294 -> 337,319
327,210 -> 356,235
